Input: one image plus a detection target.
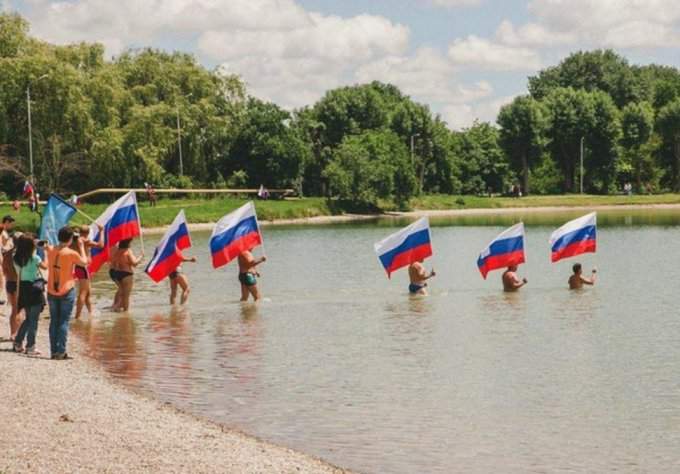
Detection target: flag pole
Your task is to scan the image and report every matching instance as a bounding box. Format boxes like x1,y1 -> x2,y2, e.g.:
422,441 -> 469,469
74,207 -> 96,223
134,191 -> 146,255
252,201 -> 266,258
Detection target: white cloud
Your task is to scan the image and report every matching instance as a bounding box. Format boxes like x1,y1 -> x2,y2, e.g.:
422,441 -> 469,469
527,0 -> 680,48
448,35 -> 542,71
442,94 -> 516,130
355,47 -> 492,104
425,0 -> 482,7
495,20 -> 576,47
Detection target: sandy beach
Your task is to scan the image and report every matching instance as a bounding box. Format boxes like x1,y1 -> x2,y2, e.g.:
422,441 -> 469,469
0,312 -> 350,474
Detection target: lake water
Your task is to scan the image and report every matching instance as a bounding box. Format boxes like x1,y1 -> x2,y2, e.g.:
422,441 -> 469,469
72,209 -> 680,473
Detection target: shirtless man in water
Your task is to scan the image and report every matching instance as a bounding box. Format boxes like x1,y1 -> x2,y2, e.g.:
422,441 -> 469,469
569,263 -> 597,289
502,265 -> 527,292
408,260 -> 435,295
237,250 -> 266,301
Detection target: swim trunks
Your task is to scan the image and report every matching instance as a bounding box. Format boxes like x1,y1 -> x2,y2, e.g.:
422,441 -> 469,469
169,270 -> 179,280
238,272 -> 257,287
74,265 -> 89,280
408,283 -> 425,294
109,269 -> 133,283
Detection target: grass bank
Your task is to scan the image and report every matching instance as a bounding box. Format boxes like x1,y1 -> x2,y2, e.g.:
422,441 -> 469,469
3,194 -> 680,232
1,197 -> 332,232
410,193 -> 680,210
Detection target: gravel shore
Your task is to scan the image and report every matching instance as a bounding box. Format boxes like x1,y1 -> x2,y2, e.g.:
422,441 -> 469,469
0,312 -> 350,474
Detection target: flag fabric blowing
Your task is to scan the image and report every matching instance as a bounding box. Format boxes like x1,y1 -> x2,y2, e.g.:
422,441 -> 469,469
89,191 -> 141,273
549,212 -> 597,263
374,217 -> 432,278
145,210 -> 191,283
210,202 -> 262,269
39,194 -> 77,245
477,222 -> 526,279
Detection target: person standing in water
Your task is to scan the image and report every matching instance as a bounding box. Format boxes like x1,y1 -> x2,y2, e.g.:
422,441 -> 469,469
72,224 -> 105,318
109,239 -> 144,312
237,250 -> 266,302
569,263 -> 597,290
408,260 -> 436,295
169,255 -> 197,305
502,265 -> 527,292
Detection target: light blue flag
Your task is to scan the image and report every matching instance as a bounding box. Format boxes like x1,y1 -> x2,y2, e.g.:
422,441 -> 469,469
39,194 -> 77,245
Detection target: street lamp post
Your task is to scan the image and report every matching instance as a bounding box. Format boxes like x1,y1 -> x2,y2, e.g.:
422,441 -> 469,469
580,136 -> 585,194
176,93 -> 193,177
26,74 -> 49,184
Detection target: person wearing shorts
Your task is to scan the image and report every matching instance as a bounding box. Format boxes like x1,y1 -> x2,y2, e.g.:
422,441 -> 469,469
237,250 -> 266,302
169,256 -> 197,305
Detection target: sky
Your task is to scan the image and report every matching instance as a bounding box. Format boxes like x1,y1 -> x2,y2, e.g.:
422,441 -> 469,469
5,0 -> 680,129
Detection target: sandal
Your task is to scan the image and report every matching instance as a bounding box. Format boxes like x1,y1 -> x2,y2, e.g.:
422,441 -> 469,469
25,347 -> 42,357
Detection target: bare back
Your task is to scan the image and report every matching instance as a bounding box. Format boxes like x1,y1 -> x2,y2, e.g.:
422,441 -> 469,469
238,251 -> 255,273
408,262 -> 426,285
503,270 -> 521,292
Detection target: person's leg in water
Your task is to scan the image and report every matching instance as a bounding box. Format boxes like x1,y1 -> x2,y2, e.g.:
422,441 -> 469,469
120,275 -> 134,312
170,277 -> 178,305
247,280 -> 261,301
240,283 -> 250,302
75,279 -> 88,318
177,274 -> 190,304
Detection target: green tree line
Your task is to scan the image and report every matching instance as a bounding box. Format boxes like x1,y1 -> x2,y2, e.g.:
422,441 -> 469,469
3,14 -> 680,209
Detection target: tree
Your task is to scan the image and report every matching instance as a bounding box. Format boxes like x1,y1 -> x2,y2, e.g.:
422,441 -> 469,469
455,122 -> 511,195
497,96 -> 549,195
229,98 -> 309,189
656,98 -> 680,191
620,102 -> 655,190
529,50 -> 642,107
323,130 -> 416,209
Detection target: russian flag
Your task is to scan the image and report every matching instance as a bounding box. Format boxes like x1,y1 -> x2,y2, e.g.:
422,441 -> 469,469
374,217 -> 432,278
89,191 -> 141,273
144,210 -> 191,283
477,223 -> 525,279
210,202 -> 262,269
549,212 -> 597,263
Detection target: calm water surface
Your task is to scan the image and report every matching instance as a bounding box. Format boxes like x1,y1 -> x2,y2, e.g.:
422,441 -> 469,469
72,210 -> 680,473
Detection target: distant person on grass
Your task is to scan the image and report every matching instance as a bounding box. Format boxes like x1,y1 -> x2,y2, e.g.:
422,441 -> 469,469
70,224 -> 105,318
169,255 -> 197,305
12,234 -> 47,356
569,263 -> 597,290
408,260 -> 436,295
503,265 -> 527,292
46,226 -> 88,360
109,238 -> 144,312
238,250 -> 266,302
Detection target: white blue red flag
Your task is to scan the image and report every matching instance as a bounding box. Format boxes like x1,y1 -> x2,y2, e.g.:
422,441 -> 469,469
549,212 -> 597,263
210,201 -> 262,269
477,222 -> 525,279
145,210 -> 191,283
374,217 -> 432,278
89,191 -> 141,273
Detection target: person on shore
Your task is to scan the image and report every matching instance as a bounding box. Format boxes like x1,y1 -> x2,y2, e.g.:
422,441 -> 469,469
12,234 -> 47,356
169,256 -> 197,305
0,215 -> 15,306
46,226 -> 88,360
408,260 -> 436,295
502,265 -> 527,292
569,263 -> 597,290
237,250 -> 266,302
71,224 -> 105,319
109,239 -> 143,312
2,244 -> 19,340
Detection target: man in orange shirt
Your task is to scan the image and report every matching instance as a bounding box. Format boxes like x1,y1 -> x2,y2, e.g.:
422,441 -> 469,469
47,227 -> 88,360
